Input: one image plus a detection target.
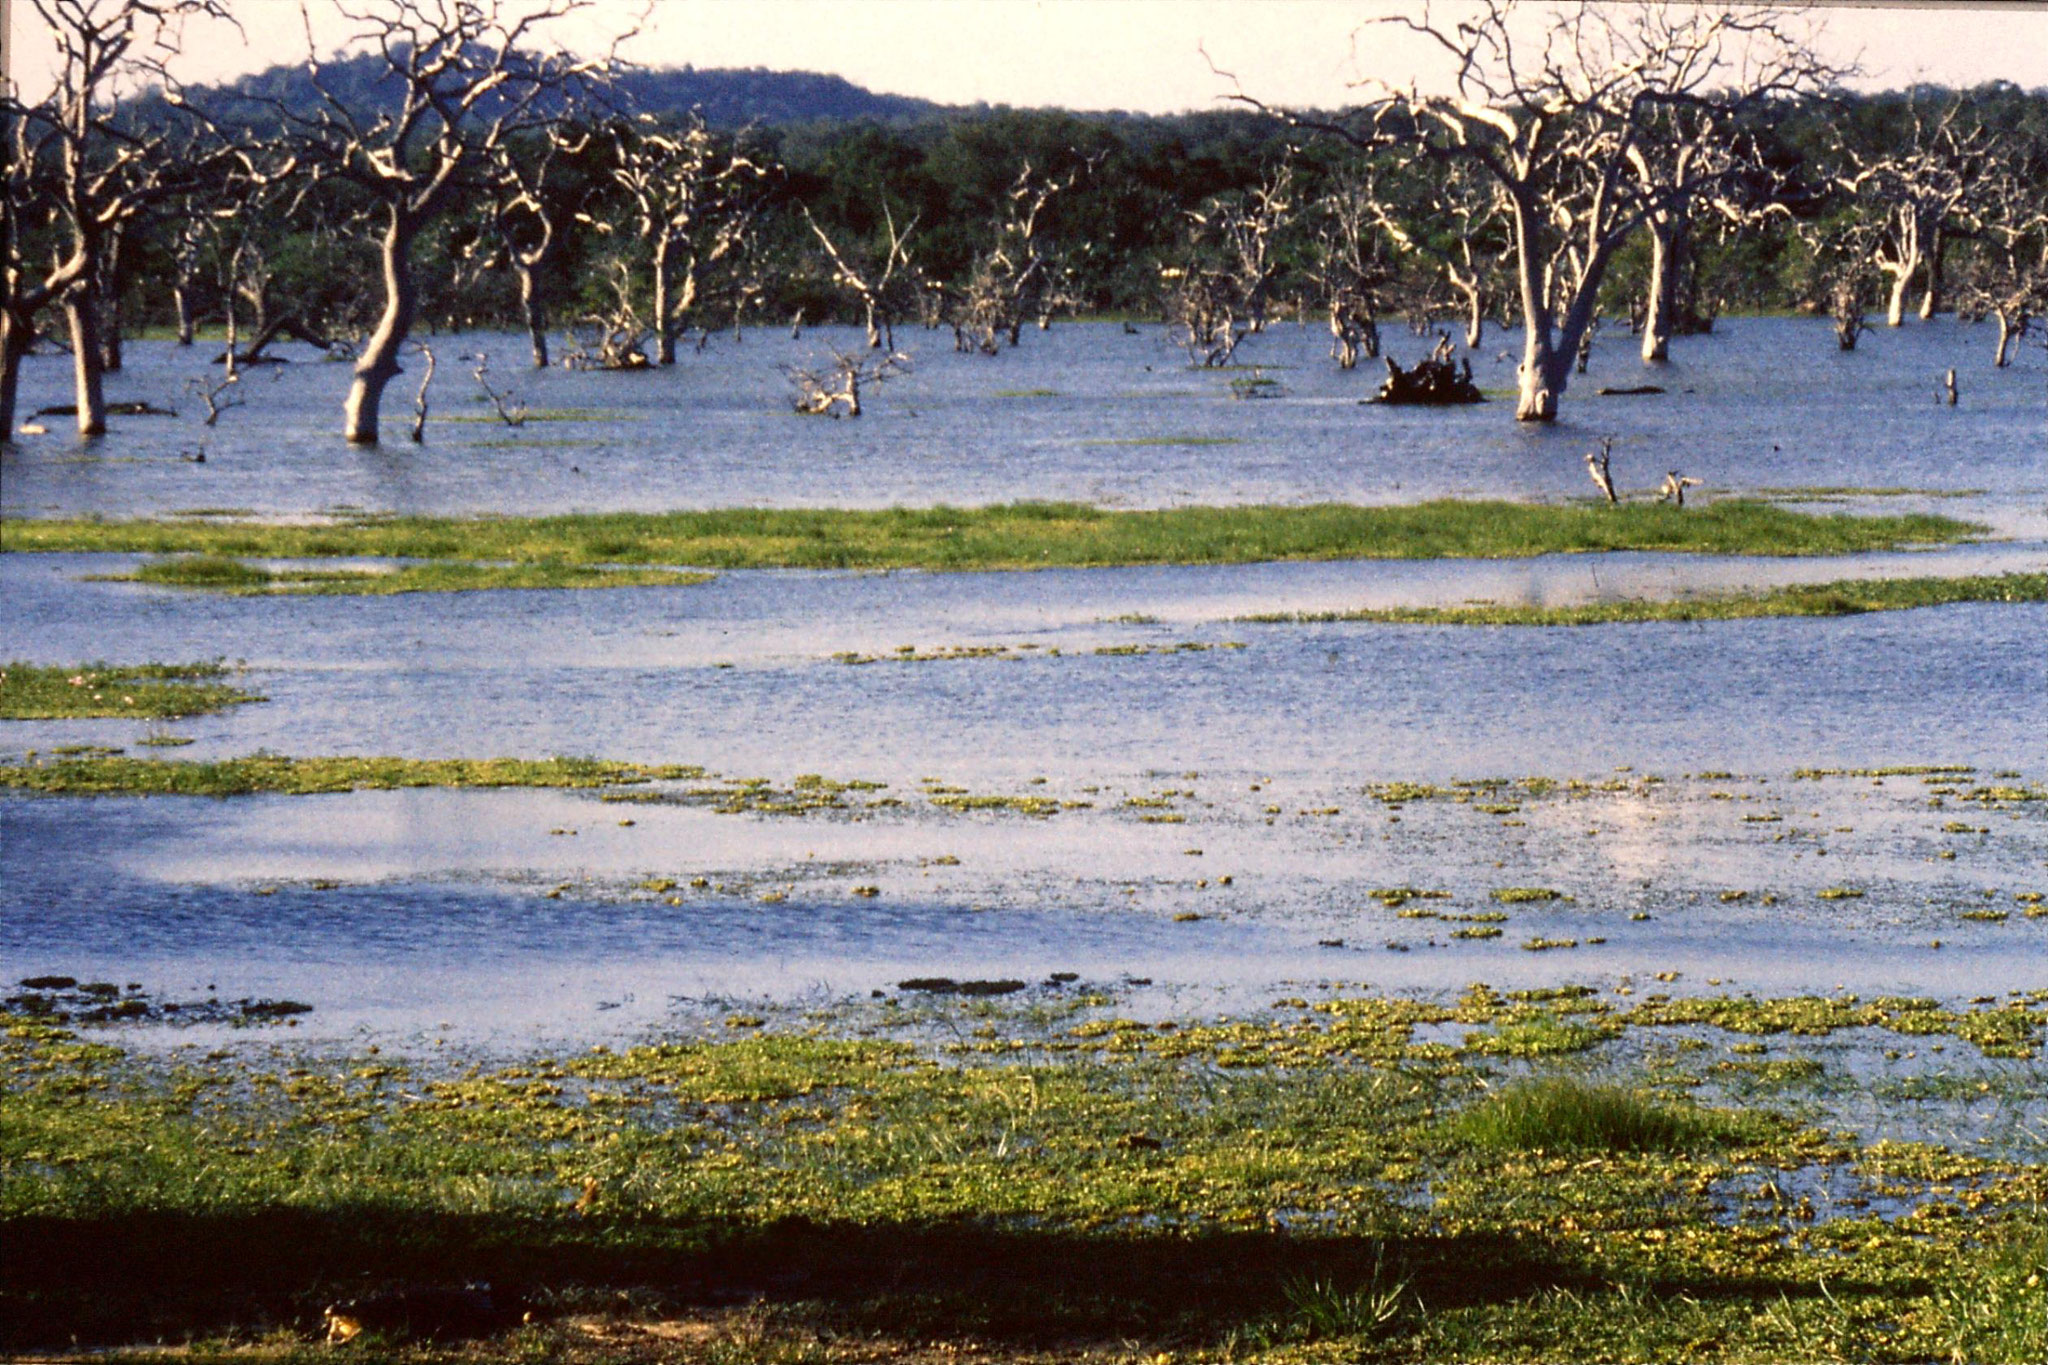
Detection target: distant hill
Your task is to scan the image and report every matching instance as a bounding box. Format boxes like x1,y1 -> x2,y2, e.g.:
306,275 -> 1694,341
187,55 -> 954,128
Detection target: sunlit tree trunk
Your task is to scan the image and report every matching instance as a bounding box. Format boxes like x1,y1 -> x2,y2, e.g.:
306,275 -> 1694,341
516,264 -> 548,368
344,211 -> 417,445
64,284 -> 108,435
1641,218 -> 1684,363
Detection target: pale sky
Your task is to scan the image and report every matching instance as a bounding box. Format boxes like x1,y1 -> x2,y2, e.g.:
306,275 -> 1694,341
6,1 -> 2047,112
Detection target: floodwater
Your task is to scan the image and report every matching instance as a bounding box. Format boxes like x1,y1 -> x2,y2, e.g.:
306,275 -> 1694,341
1,317 -> 2043,1049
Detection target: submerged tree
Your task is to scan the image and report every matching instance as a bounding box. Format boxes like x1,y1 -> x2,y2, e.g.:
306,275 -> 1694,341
589,114 -> 768,367
1163,160 -> 1295,368
1237,1 -> 1832,420
950,159 -> 1084,354
4,0 -> 235,437
1837,91 -> 1991,328
272,0 -> 621,443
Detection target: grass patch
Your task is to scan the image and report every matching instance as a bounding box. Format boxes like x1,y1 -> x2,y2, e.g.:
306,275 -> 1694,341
0,661 -> 263,720
1450,1078 -> 1758,1154
0,500 -> 1984,573
3,992 -> 2043,1362
101,556 -> 714,596
1247,573 -> 2046,626
0,754 -> 703,796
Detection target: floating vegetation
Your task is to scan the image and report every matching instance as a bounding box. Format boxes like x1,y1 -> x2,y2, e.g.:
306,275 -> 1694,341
0,660 -> 264,720
1493,887 -> 1569,904
6,499 -> 1985,572
831,639 -> 1246,665
4,981 -> 2046,1359
103,555 -> 713,596
1244,573 -> 2047,626
0,754 -> 703,797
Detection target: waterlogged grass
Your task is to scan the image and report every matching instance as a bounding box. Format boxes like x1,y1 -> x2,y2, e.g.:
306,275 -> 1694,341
0,661 -> 263,720
2,989 -> 2045,1362
1452,1078 -> 1765,1153
0,754 -> 703,796
101,555 -> 713,596
1,499 -> 1984,572
1248,573 -> 2048,626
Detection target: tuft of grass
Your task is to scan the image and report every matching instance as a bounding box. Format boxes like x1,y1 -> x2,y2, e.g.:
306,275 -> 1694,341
0,661 -> 264,720
1247,572 -> 2047,626
3,499 -> 1984,573
1451,1078 -> 1756,1154
0,753 -> 704,796
105,555 -> 713,596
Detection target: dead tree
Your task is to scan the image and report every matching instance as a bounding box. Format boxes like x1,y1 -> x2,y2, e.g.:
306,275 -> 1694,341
563,256 -> 651,369
474,131 -> 583,369
1372,333 -> 1481,404
588,115 -> 766,367
1164,161 -> 1295,367
1365,156 -> 1509,349
1838,94 -> 1991,328
1308,171 -> 1393,369
1955,140 -> 2048,368
783,349 -> 909,418
952,159 -> 1086,354
1233,2 -> 1831,421
1658,471 -> 1702,506
1799,216 -> 1880,352
272,0 -> 623,443
804,202 -> 920,350
4,0 -> 237,437
1584,438 -> 1618,504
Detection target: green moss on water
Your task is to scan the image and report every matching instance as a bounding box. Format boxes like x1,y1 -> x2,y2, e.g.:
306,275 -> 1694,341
2,499 -> 1985,573
102,555 -> 714,596
0,754 -> 703,796
1246,573 -> 2047,626
0,660 -> 264,719
3,982 -> 2047,1360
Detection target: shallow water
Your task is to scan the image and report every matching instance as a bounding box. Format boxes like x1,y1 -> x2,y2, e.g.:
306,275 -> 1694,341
2,318 -> 2044,1048
3,317 -> 2043,526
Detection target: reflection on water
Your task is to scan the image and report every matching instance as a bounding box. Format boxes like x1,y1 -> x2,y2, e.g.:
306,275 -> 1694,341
3,318 -> 2043,1048
3,318 -> 2043,525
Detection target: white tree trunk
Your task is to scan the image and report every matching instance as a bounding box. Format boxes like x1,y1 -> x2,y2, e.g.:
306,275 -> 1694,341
1993,311 -> 2015,368
653,236 -> 676,366
0,310 -> 27,440
1641,222 -> 1676,363
64,289 -> 108,436
517,265 -> 548,369
344,215 -> 417,445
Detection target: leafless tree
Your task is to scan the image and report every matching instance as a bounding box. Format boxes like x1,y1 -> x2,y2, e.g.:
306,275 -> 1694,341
1837,93 -> 1991,327
1306,170 -> 1393,369
1233,2 -> 1833,421
475,130 -> 583,368
783,348 -> 909,418
951,159 -> 1085,354
1366,156 -> 1510,349
804,201 -> 920,350
1954,139 -> 2048,367
1163,161 -> 1295,367
563,255 -> 650,369
1798,215 -> 1879,352
270,0 -> 625,443
586,113 -> 766,367
3,0 -> 236,437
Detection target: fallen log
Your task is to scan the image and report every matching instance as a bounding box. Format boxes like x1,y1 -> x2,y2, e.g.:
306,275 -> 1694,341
1596,384 -> 1666,396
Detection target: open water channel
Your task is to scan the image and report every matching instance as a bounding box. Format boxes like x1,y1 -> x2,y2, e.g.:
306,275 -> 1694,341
2,317 -> 2043,1050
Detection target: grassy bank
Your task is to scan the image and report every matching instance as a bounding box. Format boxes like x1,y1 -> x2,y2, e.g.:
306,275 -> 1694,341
0,661 -> 264,720
2,987 -> 2044,1361
0,754 -> 702,796
1246,572 -> 2048,627
1,500 -> 1984,572
96,556 -> 714,596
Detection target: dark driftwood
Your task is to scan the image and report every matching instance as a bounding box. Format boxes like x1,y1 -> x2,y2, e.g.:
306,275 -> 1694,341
1596,384 -> 1666,396
1370,349 -> 1482,405
31,400 -> 175,418
210,315 -> 334,366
